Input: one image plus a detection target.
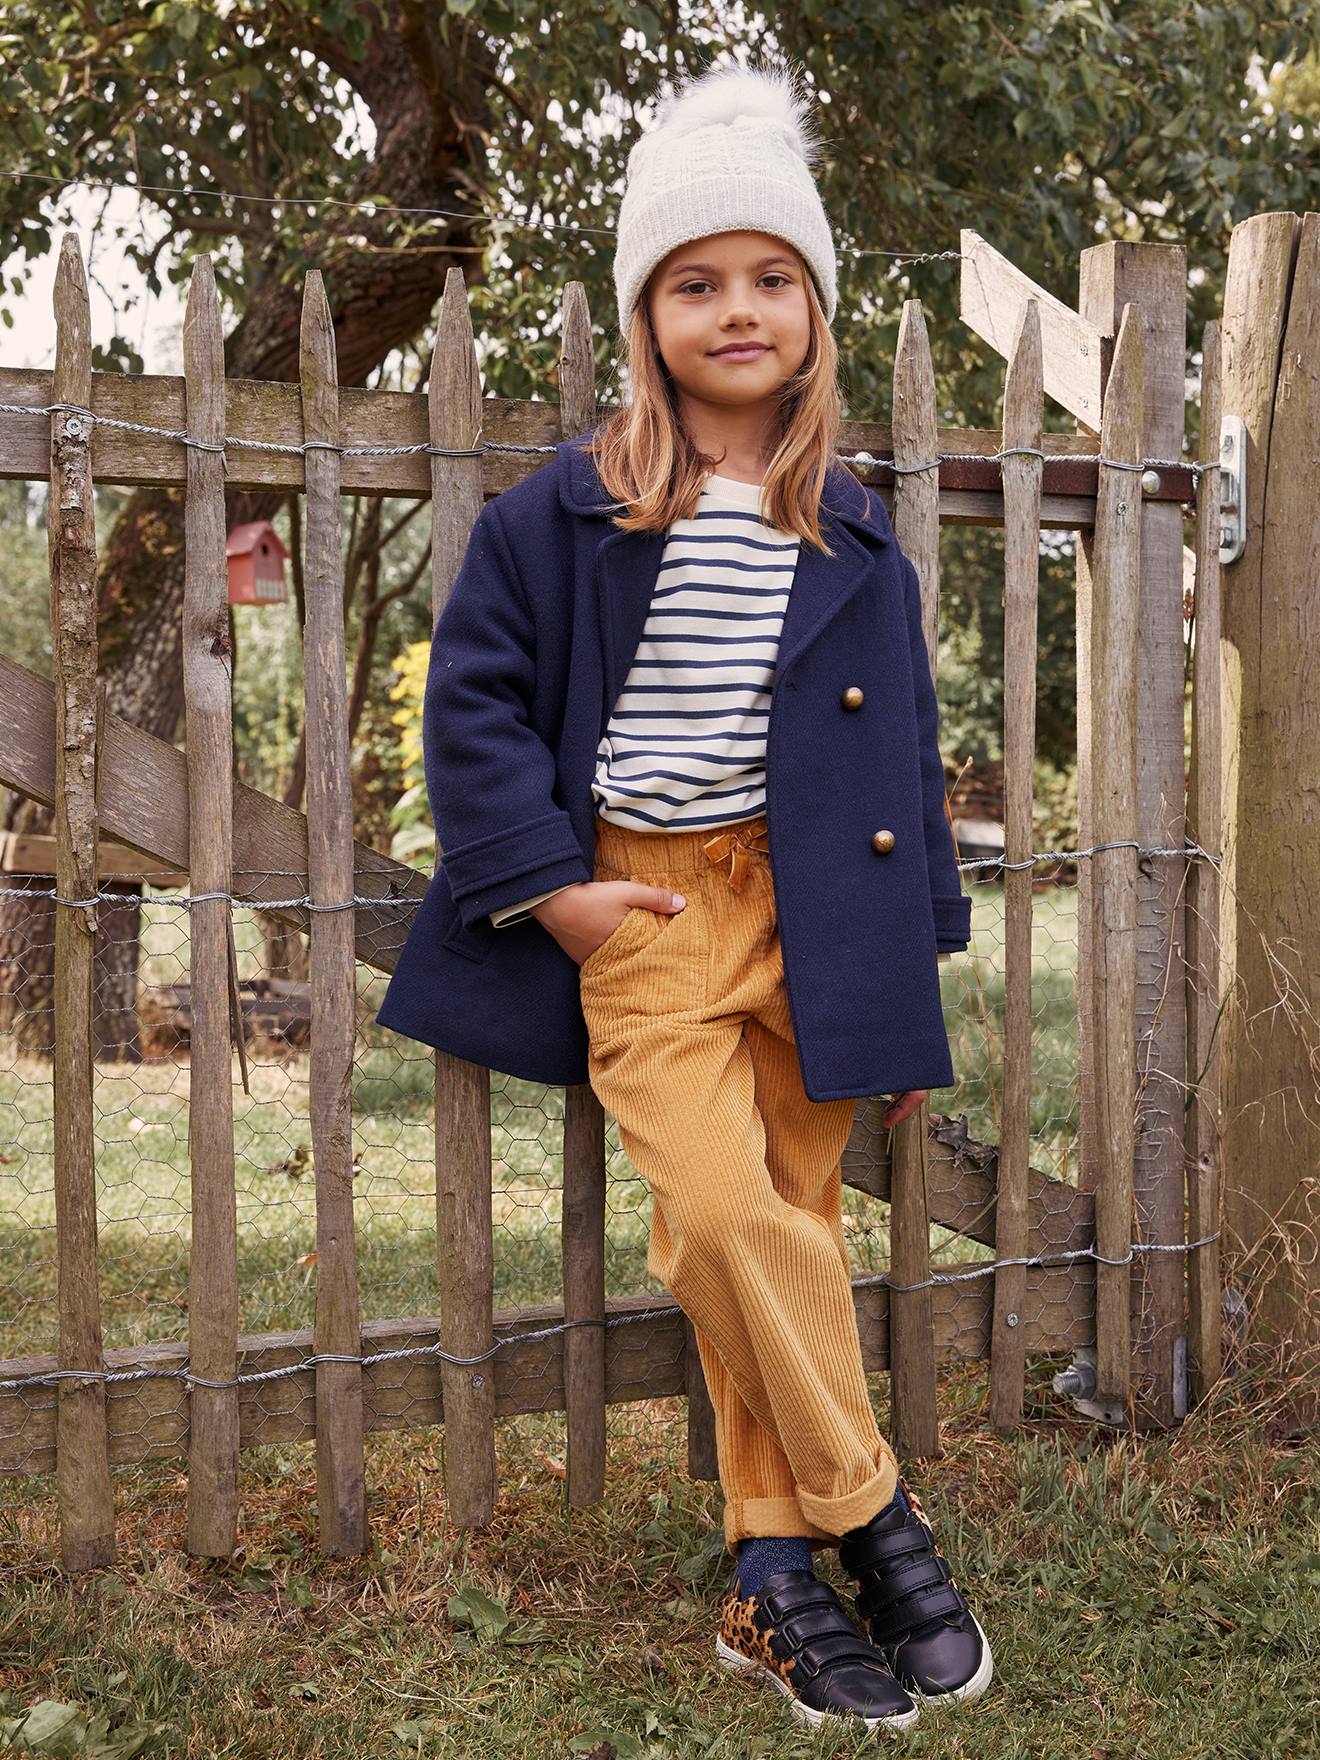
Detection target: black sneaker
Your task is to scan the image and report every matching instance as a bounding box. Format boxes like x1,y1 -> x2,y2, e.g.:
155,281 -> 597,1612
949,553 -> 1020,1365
838,1482 -> 993,1705
715,1567 -> 919,1735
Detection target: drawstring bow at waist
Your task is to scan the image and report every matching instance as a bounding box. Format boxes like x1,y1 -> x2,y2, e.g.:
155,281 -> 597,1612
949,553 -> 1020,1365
701,824 -> 770,892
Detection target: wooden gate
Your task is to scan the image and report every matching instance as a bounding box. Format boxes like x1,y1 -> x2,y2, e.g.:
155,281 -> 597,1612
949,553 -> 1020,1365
0,227 -> 1225,1569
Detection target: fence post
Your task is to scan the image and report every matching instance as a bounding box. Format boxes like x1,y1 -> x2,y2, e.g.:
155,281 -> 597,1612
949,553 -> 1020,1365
1185,318 -> 1224,1402
557,282 -> 612,1508
681,1313 -> 719,1481
182,255 -> 241,1557
429,267 -> 497,1526
1088,305 -> 1144,1408
300,270 -> 368,1554
1078,242 -> 1189,1428
989,300 -> 1043,1429
1220,212 -> 1320,1354
887,299 -> 941,1459
48,231 -> 116,1570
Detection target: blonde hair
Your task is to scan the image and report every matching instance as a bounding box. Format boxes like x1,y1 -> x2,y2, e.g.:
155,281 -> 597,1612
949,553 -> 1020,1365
586,251 -> 872,555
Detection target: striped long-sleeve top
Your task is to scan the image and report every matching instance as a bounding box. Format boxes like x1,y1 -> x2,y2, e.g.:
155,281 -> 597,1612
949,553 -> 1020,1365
490,471 -> 800,925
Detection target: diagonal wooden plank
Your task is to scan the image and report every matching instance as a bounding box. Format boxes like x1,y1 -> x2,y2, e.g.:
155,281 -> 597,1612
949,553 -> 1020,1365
0,651 -> 426,972
844,1104 -> 1095,1257
960,229 -> 1109,428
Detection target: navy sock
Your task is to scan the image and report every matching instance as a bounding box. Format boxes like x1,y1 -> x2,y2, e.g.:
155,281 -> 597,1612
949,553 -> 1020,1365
842,1480 -> 911,1542
730,1535 -> 814,1597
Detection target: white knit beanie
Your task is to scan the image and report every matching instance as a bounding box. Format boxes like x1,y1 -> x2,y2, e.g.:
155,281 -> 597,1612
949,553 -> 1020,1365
613,59 -> 838,335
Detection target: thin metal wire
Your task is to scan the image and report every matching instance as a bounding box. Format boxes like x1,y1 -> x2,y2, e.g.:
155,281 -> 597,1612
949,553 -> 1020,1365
1,169 -> 965,265
1,401 -> 1215,496
872,1234 -> 1222,1295
0,1235 -> 1220,1394
0,841 -> 1223,913
839,444 -> 1217,488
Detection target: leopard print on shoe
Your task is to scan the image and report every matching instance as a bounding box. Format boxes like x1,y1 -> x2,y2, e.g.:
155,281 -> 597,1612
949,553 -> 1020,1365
718,1588 -> 797,1690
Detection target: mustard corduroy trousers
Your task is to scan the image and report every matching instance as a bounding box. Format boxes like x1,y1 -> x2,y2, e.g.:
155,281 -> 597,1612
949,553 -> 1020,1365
580,809 -> 899,1555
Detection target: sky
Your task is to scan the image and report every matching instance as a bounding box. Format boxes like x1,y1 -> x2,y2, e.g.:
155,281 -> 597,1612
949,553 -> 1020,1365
6,184 -> 189,374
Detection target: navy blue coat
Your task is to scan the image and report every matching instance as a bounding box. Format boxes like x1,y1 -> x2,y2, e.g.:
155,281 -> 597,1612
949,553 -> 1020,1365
374,429 -> 971,1101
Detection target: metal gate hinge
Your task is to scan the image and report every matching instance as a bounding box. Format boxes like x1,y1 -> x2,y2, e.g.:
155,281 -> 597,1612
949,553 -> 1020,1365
1218,416 -> 1246,565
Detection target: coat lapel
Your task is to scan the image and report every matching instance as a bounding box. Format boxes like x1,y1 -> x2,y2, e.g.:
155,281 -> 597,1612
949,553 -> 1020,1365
557,430 -> 893,714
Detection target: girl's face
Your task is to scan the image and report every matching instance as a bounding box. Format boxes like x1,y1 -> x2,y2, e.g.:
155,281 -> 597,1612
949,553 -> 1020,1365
646,230 -> 812,426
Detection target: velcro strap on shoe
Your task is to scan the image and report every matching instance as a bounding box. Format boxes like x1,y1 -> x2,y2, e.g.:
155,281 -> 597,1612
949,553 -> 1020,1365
856,1546 -> 949,1605
759,1583 -> 843,1624
841,1524 -> 934,1572
791,1631 -> 891,1680
858,1562 -> 964,1626
864,1580 -> 968,1646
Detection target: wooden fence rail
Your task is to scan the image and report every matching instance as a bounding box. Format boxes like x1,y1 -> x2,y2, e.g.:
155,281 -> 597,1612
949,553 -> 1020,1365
0,228 -> 1229,1567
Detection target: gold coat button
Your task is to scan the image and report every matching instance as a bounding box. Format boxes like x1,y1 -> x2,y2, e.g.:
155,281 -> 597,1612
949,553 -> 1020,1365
872,828 -> 896,853
841,685 -> 864,709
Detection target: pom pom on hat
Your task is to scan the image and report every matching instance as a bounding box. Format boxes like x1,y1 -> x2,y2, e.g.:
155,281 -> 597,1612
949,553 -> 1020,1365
613,58 -> 838,333
639,61 -> 827,169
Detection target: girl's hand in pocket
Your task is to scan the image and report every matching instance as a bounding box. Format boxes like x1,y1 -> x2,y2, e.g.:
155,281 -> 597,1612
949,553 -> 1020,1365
532,880 -> 686,966
881,1089 -> 928,1127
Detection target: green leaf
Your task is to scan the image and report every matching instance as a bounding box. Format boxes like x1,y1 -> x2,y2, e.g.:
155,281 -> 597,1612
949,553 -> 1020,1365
447,1583 -> 509,1638
11,1699 -> 86,1755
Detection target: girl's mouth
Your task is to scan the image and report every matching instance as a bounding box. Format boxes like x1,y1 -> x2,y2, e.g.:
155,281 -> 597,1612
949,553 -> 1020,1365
711,345 -> 771,363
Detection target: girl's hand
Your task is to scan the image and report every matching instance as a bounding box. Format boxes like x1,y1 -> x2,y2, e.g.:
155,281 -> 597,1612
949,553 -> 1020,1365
882,1089 -> 928,1127
532,879 -> 686,966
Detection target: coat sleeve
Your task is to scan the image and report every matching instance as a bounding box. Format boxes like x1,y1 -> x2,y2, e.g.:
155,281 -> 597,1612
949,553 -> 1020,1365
423,497 -> 592,928
899,553 -> 972,954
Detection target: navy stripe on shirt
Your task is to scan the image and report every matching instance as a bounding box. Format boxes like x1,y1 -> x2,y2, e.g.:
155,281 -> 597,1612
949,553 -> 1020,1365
593,473 -> 800,833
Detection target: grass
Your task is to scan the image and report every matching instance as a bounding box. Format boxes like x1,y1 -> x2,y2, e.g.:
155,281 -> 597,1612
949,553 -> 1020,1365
1,1353 -> 1317,1758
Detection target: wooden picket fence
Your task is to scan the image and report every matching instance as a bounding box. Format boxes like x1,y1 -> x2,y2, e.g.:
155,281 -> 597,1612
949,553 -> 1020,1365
0,226 -> 1225,1570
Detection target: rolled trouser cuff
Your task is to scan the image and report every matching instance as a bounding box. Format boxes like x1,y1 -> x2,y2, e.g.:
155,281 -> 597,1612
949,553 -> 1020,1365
722,1493 -> 837,1554
796,1445 -> 900,1539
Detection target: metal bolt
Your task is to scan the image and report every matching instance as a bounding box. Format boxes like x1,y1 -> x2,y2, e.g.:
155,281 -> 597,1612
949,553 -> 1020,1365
1140,469 -> 1162,495
1080,342 -> 1089,357
1117,500 -> 1128,515
470,1373 -> 485,1389
62,415 -> 86,441
1005,1312 -> 1019,1329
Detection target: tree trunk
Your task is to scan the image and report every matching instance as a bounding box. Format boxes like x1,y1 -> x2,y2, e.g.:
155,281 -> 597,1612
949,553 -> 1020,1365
0,6 -> 496,1056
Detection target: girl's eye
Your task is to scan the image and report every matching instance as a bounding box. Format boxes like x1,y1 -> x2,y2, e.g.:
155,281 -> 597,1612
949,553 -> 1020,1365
678,275 -> 791,295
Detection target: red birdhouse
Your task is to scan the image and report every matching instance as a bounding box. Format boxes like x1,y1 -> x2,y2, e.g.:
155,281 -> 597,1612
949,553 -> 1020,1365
226,521 -> 290,605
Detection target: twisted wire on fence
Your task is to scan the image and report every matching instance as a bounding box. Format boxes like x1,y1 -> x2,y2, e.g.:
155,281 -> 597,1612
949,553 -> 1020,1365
0,402 -> 1218,496
0,838 -> 1226,916
0,1221 -> 1224,1397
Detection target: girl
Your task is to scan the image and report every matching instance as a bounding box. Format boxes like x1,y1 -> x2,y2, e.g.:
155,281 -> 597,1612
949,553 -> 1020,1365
377,57 -> 991,1737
